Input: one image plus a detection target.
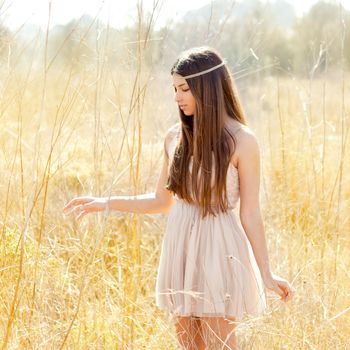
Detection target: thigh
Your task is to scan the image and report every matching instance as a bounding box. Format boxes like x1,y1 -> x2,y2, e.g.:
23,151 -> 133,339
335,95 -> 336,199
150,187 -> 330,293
174,316 -> 202,349
198,316 -> 238,349
174,315 -> 198,330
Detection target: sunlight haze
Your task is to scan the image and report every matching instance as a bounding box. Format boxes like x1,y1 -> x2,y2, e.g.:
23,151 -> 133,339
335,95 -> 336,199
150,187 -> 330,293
2,0 -> 350,30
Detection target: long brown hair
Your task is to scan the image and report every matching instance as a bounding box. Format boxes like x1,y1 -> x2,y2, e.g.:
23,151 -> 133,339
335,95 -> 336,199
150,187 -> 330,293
166,46 -> 247,218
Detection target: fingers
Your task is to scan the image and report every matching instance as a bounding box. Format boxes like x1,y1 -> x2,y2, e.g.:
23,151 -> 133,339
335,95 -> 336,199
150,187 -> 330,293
75,202 -> 103,220
277,281 -> 296,302
63,198 -> 83,212
76,209 -> 89,221
73,203 -> 93,218
285,285 -> 296,302
64,205 -> 90,221
275,283 -> 287,300
265,274 -> 297,303
63,197 -> 95,221
63,197 -> 92,212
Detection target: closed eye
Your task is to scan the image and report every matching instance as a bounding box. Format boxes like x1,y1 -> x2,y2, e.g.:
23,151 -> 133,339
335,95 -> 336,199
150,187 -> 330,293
174,88 -> 190,92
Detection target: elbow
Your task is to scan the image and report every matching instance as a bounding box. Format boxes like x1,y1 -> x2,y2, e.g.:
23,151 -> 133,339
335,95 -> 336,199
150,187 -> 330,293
158,196 -> 175,214
162,200 -> 176,214
239,208 -> 261,224
159,206 -> 172,215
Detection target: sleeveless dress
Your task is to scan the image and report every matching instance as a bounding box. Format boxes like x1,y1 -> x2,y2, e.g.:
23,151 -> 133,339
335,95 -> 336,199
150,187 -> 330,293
155,128 -> 267,321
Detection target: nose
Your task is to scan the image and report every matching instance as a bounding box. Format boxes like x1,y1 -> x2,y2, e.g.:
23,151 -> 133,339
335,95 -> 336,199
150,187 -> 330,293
174,90 -> 182,103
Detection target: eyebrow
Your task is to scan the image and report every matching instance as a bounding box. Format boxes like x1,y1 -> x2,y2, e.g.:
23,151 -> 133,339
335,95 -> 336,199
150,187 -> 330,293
173,83 -> 187,87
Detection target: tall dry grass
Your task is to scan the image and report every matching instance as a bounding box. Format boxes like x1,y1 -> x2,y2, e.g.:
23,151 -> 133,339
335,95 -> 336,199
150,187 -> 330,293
0,2 -> 349,350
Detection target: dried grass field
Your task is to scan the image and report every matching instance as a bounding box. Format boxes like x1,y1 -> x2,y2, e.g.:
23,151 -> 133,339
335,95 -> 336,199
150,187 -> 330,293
0,5 -> 350,349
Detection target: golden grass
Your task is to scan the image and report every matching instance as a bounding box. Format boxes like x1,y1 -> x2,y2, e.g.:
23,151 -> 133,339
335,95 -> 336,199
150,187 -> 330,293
1,11 -> 350,350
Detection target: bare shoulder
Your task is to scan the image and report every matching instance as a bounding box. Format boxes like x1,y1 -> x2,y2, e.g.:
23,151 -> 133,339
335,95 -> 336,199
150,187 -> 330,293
234,126 -> 260,166
225,120 -> 259,167
235,125 -> 259,146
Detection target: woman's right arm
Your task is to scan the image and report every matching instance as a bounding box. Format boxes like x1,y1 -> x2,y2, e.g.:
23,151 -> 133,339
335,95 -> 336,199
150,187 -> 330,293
63,126 -> 177,220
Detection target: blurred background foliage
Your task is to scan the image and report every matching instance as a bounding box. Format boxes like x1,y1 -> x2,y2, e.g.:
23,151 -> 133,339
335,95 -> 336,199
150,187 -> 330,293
1,1 -> 350,76
0,0 -> 349,348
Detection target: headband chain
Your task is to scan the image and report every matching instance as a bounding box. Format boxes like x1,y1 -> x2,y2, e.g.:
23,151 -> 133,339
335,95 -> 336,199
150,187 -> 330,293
181,60 -> 226,79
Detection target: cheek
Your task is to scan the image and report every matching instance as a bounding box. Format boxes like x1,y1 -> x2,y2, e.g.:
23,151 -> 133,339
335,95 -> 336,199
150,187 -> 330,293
189,101 -> 196,114
190,97 -> 196,109
186,93 -> 195,106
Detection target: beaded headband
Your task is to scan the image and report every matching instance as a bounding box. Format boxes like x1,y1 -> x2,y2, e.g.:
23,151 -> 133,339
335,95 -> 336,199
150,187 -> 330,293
180,60 -> 226,79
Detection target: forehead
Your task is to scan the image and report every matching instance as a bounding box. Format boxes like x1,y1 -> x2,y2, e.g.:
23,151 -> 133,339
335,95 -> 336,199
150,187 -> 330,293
172,73 -> 188,87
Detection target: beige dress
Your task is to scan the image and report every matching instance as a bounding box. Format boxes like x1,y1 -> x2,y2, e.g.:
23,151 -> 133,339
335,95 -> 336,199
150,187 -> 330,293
155,129 -> 267,321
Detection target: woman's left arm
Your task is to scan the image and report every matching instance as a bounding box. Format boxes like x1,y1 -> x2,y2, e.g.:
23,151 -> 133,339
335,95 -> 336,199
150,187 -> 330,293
237,128 -> 296,302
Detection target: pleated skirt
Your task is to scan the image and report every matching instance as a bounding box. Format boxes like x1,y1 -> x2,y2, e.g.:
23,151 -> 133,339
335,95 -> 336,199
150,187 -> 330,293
155,198 -> 267,321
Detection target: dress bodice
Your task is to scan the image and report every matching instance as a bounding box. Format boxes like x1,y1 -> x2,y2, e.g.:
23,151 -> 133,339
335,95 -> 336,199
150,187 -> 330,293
167,132 -> 240,210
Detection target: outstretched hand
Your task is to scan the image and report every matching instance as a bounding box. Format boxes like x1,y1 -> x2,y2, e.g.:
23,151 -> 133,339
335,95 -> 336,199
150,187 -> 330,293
263,273 -> 296,303
63,196 -> 107,221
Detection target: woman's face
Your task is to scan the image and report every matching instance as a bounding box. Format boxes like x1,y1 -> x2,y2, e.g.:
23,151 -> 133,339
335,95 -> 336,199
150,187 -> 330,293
172,73 -> 196,115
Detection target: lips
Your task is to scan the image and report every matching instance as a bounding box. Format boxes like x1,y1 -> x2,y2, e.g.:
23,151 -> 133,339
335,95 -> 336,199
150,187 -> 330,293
179,105 -> 187,109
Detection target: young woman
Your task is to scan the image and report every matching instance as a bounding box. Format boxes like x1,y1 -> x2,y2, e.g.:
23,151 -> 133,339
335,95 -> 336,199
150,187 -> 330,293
64,46 -> 296,349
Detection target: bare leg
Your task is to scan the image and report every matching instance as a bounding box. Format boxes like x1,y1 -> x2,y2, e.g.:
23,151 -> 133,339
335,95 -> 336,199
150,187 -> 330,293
174,316 -> 206,349
198,316 -> 238,349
